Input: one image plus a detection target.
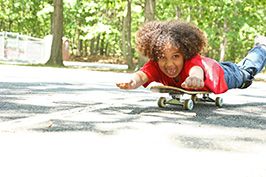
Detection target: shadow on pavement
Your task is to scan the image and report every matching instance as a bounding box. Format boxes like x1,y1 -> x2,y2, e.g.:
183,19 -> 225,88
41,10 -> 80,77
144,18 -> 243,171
32,102 -> 266,153
36,102 -> 266,133
2,79 -> 266,153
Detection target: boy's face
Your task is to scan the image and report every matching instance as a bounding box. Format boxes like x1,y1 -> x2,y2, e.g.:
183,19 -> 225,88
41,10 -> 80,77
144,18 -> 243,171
158,43 -> 184,78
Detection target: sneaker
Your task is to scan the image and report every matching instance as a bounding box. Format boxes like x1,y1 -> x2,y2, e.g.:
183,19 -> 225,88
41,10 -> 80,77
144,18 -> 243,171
240,79 -> 253,89
254,35 -> 266,46
239,68 -> 256,89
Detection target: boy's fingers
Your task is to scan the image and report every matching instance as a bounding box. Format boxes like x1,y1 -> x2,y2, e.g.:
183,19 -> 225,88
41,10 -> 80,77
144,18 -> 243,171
116,82 -> 131,89
116,83 -> 125,88
181,82 -> 188,89
181,78 -> 204,89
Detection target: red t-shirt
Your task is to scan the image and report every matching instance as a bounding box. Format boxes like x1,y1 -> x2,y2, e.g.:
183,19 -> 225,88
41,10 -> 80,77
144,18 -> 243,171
140,54 -> 228,94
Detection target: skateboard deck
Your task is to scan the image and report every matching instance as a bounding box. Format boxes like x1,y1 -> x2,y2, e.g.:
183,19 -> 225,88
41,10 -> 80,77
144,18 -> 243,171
150,85 -> 223,110
150,85 -> 210,95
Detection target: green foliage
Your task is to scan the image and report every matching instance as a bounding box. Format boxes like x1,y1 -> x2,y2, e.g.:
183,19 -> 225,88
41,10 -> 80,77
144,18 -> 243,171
1,0 -> 266,63
156,0 -> 266,62
0,0 -> 52,37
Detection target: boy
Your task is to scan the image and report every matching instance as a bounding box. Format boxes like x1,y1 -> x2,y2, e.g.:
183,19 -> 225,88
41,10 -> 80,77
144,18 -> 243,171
116,20 -> 266,94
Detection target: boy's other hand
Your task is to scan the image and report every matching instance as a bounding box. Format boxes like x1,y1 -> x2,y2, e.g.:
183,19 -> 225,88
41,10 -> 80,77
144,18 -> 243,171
181,76 -> 204,90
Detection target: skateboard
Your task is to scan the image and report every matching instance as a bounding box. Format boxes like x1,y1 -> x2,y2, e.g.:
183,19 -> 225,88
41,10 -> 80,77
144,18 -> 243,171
150,85 -> 223,110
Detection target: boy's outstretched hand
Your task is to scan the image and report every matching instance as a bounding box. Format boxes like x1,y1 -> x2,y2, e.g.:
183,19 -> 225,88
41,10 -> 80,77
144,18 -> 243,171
181,76 -> 204,90
116,79 -> 137,90
116,71 -> 148,90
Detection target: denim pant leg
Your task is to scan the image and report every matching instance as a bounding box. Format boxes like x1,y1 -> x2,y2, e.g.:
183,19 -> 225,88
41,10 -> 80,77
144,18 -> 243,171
237,46 -> 266,75
220,62 -> 244,89
221,46 -> 266,89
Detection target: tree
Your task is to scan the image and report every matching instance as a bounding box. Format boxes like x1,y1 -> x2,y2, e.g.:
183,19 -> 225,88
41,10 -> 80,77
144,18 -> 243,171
137,0 -> 156,69
1,0 -> 266,66
45,0 -> 64,66
144,0 -> 156,22
122,0 -> 134,70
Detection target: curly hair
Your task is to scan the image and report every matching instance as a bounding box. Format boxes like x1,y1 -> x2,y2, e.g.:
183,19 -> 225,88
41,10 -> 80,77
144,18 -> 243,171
135,20 -> 207,61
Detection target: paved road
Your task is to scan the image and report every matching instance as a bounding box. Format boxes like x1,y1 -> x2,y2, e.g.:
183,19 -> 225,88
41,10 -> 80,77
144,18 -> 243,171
0,64 -> 266,177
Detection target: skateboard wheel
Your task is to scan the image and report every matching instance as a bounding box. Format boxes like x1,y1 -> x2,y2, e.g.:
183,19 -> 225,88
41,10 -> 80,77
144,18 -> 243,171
215,97 -> 223,107
183,99 -> 194,110
191,95 -> 198,103
158,97 -> 167,108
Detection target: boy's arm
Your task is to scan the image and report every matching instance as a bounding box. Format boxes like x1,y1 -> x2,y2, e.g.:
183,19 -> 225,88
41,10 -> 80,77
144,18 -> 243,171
181,66 -> 205,89
116,71 -> 148,90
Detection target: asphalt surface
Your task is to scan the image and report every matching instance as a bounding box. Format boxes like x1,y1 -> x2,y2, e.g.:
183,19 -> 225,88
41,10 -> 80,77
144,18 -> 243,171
0,64 -> 266,177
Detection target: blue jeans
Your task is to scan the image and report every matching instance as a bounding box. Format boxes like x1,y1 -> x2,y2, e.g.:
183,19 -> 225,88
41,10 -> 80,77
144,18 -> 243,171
220,45 -> 266,89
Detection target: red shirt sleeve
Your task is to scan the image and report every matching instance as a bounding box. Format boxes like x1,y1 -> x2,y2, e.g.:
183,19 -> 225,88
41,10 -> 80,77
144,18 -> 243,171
184,55 -> 228,94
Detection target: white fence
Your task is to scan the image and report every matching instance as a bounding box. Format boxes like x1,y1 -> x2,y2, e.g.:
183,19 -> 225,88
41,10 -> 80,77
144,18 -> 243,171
0,32 -> 52,64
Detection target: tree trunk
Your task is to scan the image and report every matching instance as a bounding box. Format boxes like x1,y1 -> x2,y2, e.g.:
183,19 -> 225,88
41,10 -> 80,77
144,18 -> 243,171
144,0 -> 156,22
84,40 -> 88,56
90,37 -> 95,55
126,0 -> 133,70
78,39 -> 83,56
100,33 -> 105,55
105,42 -> 109,56
220,20 -> 228,62
137,0 -> 156,69
176,6 -> 181,19
220,38 -> 227,62
96,34 -> 100,55
45,0 -> 64,66
122,0 -> 134,70
186,6 -> 192,22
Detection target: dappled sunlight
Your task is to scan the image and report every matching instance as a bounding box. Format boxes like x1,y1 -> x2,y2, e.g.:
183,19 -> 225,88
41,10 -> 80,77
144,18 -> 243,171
0,65 -> 266,158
